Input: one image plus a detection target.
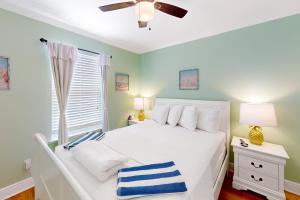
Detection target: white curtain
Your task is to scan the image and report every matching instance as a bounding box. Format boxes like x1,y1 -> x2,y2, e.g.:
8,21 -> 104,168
100,54 -> 111,132
48,42 -> 78,145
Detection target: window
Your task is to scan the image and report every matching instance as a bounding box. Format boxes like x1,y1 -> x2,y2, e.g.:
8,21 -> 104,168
52,50 -> 103,138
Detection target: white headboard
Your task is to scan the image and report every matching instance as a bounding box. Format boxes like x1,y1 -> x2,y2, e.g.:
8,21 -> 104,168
154,98 -> 231,152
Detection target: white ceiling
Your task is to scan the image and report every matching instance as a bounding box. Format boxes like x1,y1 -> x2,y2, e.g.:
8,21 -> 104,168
1,0 -> 300,53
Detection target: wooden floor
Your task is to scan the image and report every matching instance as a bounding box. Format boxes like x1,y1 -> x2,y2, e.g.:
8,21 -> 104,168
6,188 -> 34,200
219,173 -> 300,200
6,174 -> 300,200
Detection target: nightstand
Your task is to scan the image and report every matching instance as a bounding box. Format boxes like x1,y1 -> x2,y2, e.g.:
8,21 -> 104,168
128,119 -> 146,126
231,136 -> 289,200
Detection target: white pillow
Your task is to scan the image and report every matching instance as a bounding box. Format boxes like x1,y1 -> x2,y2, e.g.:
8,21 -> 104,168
197,109 -> 221,132
152,104 -> 170,125
179,106 -> 198,131
167,105 -> 183,127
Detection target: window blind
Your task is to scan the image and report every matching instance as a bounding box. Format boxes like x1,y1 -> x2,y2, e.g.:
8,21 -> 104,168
52,50 -> 103,136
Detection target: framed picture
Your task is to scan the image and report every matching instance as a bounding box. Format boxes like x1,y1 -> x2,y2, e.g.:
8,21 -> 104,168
115,73 -> 129,91
179,68 -> 199,90
0,56 -> 10,90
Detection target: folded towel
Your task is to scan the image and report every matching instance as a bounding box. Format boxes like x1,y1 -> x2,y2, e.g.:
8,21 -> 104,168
72,141 -> 129,181
63,130 -> 105,150
117,161 -> 187,199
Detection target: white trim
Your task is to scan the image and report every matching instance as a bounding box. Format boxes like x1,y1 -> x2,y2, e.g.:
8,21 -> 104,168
229,162 -> 300,196
285,179 -> 300,196
0,177 -> 34,199
0,1 -> 137,53
229,162 -> 234,172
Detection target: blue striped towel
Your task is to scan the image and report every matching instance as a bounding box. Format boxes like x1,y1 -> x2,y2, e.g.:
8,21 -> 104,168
117,161 -> 187,199
63,130 -> 105,150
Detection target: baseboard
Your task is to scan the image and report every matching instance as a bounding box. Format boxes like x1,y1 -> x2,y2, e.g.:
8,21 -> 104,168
285,179 -> 300,196
228,162 -> 300,196
0,177 -> 34,199
229,162 -> 234,172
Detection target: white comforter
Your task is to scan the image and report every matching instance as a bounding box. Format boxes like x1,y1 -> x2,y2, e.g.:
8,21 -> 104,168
56,120 -> 225,200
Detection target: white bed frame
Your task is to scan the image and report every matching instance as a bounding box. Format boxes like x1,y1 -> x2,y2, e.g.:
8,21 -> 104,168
31,98 -> 230,200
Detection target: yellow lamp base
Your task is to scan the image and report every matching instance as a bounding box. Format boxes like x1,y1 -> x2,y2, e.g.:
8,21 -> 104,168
138,110 -> 145,121
248,126 -> 264,145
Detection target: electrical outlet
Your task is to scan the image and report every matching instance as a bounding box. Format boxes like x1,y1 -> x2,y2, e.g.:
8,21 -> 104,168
24,158 -> 32,170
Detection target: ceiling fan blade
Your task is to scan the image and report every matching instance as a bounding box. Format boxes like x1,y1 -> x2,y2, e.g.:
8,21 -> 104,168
154,2 -> 187,18
99,2 -> 136,12
136,0 -> 155,2
138,21 -> 148,28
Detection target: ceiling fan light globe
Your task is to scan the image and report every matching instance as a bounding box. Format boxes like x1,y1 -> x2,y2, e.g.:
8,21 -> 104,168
135,1 -> 154,22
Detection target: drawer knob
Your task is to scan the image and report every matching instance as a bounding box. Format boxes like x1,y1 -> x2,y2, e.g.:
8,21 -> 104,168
251,162 -> 263,168
251,175 -> 263,182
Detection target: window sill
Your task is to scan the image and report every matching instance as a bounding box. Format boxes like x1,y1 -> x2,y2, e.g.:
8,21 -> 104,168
49,125 -> 102,143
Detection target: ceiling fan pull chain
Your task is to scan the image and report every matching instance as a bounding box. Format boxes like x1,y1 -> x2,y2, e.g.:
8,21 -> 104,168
138,2 -> 141,20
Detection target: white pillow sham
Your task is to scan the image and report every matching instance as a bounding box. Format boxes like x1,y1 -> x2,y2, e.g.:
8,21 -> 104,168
197,109 -> 221,132
178,106 -> 198,131
152,104 -> 170,125
167,105 -> 184,127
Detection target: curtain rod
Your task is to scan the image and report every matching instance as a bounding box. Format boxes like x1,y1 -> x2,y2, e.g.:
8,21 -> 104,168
40,38 -> 112,59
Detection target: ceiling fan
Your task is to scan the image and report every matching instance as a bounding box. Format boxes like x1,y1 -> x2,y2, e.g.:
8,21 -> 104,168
99,0 -> 188,28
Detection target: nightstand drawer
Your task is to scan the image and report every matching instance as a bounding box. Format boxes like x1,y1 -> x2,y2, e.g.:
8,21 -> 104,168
239,168 -> 278,191
239,154 -> 278,178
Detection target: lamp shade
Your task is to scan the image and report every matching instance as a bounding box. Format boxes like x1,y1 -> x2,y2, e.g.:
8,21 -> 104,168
240,103 -> 277,127
135,1 -> 154,22
134,98 -> 144,110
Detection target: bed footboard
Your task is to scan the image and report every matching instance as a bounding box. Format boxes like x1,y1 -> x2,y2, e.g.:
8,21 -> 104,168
31,133 -> 92,200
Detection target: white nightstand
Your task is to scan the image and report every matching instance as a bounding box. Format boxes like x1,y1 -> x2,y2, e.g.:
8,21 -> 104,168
128,119 -> 147,126
231,136 -> 289,200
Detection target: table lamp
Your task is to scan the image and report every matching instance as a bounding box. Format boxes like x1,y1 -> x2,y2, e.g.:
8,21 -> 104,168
134,97 -> 146,121
239,103 -> 277,145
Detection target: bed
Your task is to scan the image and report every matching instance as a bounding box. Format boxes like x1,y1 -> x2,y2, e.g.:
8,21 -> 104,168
31,98 -> 230,200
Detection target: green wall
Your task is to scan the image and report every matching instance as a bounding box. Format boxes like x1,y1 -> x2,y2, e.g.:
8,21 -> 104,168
1,6 -> 300,189
0,8 -> 140,188
140,14 -> 300,183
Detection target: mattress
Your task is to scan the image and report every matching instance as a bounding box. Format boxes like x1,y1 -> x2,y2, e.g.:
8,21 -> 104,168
55,120 -> 226,200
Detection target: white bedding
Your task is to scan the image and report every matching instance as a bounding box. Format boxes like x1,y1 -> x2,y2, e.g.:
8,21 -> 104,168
55,120 -> 226,200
